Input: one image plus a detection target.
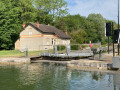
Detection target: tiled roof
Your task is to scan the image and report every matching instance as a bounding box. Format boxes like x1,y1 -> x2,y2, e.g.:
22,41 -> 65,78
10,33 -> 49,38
27,23 -> 71,39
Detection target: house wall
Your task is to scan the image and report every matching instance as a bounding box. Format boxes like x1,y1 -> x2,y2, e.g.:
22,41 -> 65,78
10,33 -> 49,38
57,39 -> 70,45
15,25 -> 70,51
20,26 -> 41,35
20,37 -> 44,51
20,26 -> 44,51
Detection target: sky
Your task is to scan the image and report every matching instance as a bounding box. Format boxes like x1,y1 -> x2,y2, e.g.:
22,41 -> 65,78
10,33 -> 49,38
65,0 -> 118,23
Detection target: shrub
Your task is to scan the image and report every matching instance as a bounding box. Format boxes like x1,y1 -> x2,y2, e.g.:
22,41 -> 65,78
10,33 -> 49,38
71,45 -> 79,50
57,45 -> 66,51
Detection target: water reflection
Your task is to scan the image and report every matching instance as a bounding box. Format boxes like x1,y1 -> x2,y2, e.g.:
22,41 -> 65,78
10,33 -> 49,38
113,74 -> 120,90
0,63 -> 120,90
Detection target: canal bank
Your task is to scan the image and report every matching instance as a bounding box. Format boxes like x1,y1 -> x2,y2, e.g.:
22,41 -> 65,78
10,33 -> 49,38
32,59 -> 110,70
0,52 -> 119,72
0,57 -> 30,64
32,53 -> 118,72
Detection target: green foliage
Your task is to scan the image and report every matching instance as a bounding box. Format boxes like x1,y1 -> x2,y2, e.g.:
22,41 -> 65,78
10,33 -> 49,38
57,45 -> 65,51
82,45 -> 89,48
34,0 -> 68,24
71,45 -> 79,50
70,29 -> 87,44
87,14 -> 105,41
0,0 -> 22,49
56,14 -> 116,44
55,14 -> 88,32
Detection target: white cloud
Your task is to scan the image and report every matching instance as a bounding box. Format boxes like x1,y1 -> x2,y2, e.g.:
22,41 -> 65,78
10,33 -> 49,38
65,0 -> 118,23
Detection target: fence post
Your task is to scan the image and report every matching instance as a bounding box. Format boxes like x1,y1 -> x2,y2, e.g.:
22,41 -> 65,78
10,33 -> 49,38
53,45 -> 57,54
99,50 -> 102,60
99,42 -> 102,60
25,48 -> 28,57
66,45 -> 70,55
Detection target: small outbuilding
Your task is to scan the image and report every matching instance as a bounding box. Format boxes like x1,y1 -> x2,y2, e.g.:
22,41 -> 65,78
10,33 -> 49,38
15,22 -> 71,51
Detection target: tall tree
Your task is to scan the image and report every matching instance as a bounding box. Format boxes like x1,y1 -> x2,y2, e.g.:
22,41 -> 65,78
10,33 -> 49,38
0,0 -> 21,49
34,0 -> 68,24
70,29 -> 87,44
12,0 -> 36,23
87,14 -> 105,42
56,14 -> 107,43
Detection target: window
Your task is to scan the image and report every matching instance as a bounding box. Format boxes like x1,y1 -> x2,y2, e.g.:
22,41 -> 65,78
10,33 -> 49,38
52,38 -> 56,45
29,32 -> 32,35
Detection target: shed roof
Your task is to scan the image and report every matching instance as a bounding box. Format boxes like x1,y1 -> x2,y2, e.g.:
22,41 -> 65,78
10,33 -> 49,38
23,23 -> 71,39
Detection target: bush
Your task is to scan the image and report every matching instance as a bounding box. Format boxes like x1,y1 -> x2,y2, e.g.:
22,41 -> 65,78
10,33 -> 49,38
82,45 -> 89,48
57,45 -> 66,51
71,45 -> 79,50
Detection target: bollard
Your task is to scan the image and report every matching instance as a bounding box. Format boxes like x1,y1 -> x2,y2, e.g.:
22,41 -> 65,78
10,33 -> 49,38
25,48 -> 28,57
99,50 -> 102,60
53,45 -> 57,54
91,48 -> 97,60
93,51 -> 95,60
99,42 -> 102,60
66,45 -> 70,55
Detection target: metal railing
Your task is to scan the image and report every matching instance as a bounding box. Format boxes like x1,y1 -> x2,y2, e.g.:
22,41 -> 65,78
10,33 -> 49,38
21,43 -> 102,57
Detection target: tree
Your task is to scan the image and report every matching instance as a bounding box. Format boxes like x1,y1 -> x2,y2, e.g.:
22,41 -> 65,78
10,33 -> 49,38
12,0 -> 36,23
34,0 -> 68,24
56,14 -> 108,44
70,29 -> 87,44
0,0 -> 21,49
55,14 -> 88,32
87,14 -> 105,42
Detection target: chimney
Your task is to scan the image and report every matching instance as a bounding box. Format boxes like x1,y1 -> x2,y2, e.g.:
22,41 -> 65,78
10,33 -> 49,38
65,30 -> 68,35
22,23 -> 25,29
37,21 -> 39,28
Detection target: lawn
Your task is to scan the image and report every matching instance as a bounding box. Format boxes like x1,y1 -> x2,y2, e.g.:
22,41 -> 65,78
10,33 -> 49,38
0,50 -> 40,57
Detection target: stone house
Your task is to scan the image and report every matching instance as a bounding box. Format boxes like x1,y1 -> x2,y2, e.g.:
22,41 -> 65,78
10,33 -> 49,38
15,22 -> 71,51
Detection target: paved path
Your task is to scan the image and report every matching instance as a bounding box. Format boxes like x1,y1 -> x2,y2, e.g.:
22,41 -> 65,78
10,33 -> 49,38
89,52 -> 114,63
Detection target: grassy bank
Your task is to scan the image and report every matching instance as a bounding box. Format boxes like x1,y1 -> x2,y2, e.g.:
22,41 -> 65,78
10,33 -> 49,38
0,50 -> 40,57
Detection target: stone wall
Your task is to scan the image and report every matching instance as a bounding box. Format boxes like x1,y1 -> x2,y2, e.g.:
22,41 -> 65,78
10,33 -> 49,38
0,58 -> 30,64
67,62 -> 108,70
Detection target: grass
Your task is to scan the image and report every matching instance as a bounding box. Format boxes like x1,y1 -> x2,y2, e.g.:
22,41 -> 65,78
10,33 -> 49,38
91,45 -> 99,48
0,44 -> 109,57
0,50 -> 41,57
0,49 -> 55,58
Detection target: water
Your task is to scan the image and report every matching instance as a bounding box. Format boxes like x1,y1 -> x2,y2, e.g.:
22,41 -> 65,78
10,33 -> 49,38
0,63 -> 120,90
